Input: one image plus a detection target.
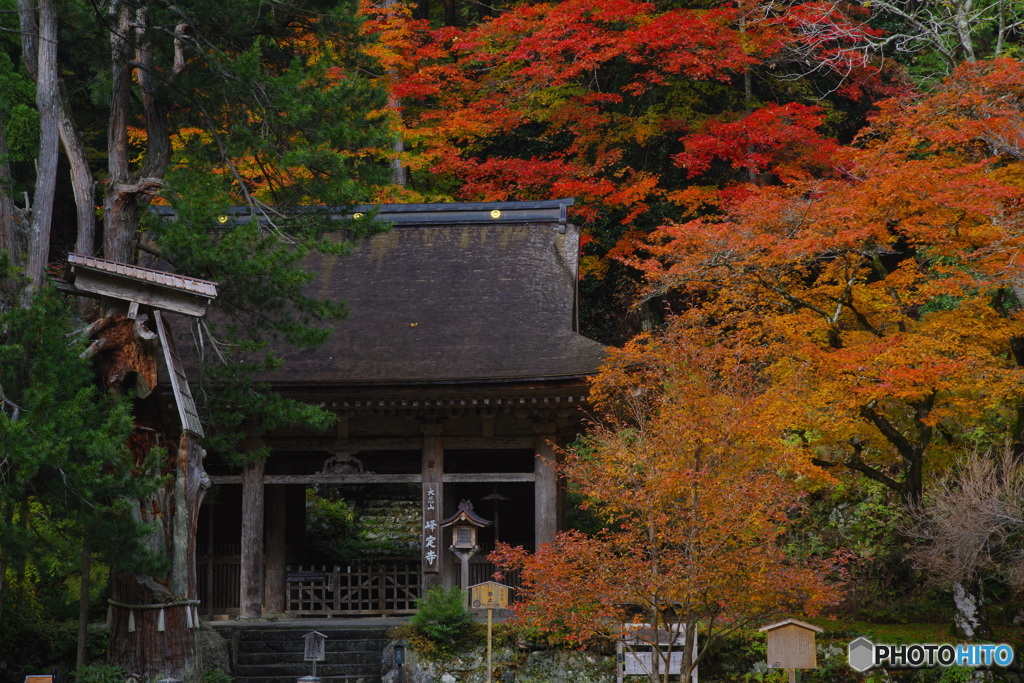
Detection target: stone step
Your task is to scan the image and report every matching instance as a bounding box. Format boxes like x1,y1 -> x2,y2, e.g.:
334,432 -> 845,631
237,651 -> 382,666
236,675 -> 380,679
237,639 -> 386,655
230,627 -> 387,683
235,662 -> 379,676
235,628 -> 388,641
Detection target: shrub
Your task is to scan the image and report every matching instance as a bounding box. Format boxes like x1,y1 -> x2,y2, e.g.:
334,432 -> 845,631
401,586 -> 482,659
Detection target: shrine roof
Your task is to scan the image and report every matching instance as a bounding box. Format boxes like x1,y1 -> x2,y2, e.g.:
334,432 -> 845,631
280,200 -> 606,384
156,199 -> 607,386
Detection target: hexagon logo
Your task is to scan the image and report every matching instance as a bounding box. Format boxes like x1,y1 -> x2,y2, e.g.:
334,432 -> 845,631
848,637 -> 875,672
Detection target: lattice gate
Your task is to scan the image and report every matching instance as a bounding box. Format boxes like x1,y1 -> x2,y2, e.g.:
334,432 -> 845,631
286,563 -> 421,616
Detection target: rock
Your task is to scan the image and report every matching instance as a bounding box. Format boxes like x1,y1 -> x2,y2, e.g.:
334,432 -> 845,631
197,626 -> 231,674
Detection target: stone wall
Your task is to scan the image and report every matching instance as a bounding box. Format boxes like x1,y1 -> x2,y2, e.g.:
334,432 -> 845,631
381,641 -> 615,683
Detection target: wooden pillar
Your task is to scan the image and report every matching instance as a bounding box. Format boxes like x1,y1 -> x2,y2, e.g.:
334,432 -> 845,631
205,501 -> 215,617
534,427 -> 558,547
239,458 -> 265,618
264,484 -> 287,614
422,424 -> 444,591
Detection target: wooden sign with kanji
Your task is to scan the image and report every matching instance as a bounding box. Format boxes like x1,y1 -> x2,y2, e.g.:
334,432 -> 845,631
470,581 -> 510,609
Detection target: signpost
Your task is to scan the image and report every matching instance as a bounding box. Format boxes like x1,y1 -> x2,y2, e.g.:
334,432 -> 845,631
470,581 -> 511,683
617,624 -> 698,683
303,631 -> 327,681
759,619 -> 823,683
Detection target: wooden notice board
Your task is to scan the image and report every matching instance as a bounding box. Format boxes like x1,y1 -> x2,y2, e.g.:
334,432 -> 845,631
470,581 -> 510,609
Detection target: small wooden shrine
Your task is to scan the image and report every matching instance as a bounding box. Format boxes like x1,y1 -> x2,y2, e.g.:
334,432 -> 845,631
188,198 -> 606,617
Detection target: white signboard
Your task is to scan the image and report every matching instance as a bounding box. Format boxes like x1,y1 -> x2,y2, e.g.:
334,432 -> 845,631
617,624 -> 698,683
624,651 -> 683,675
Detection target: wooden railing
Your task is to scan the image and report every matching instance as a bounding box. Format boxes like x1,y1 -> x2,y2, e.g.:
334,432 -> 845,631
198,557 -> 521,616
286,563 -> 421,616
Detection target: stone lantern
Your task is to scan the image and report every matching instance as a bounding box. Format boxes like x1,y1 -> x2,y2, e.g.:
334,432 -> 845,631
440,500 -> 492,589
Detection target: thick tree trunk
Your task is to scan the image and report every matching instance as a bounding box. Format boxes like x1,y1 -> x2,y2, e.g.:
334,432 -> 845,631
108,433 -> 207,682
443,0 -> 457,26
21,0 -> 59,291
99,312 -> 208,682
108,576 -> 200,681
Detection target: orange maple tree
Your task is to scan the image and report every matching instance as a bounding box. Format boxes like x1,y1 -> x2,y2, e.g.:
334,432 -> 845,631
360,0 -> 894,231
492,332 -> 843,681
628,57 -> 1024,504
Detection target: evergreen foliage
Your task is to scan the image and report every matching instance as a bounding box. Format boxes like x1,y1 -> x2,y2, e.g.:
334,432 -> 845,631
0,265 -> 164,630
404,586 -> 482,659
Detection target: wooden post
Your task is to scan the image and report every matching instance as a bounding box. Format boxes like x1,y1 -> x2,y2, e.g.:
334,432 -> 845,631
205,502 -> 214,617
486,607 -> 493,683
240,458 -> 265,618
264,484 -> 287,614
422,424 -> 444,590
534,427 -> 558,546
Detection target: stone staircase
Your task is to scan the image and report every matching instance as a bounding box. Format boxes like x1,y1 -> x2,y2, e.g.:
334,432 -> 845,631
225,626 -> 389,683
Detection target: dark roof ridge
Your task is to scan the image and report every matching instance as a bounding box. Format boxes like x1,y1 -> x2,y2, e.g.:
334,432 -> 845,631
150,198 -> 575,228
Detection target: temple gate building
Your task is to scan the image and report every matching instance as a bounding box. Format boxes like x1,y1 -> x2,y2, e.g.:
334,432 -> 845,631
188,199 -> 606,617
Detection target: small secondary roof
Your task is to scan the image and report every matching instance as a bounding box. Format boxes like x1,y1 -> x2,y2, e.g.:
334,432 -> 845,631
66,253 -> 218,317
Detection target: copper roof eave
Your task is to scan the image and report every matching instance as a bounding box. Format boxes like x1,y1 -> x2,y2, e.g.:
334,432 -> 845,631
440,501 -> 493,528
266,371 -> 598,390
150,197 -> 575,230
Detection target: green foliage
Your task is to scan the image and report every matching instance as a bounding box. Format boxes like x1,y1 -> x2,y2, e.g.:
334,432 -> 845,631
0,285 -> 164,623
0,618 -> 107,683
203,669 -> 233,683
129,0 -> 395,463
938,666 -> 974,683
305,486 -> 419,563
787,478 -> 921,619
403,586 -> 482,659
72,664 -> 126,683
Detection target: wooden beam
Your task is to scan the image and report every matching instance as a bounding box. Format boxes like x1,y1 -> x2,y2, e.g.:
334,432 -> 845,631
70,270 -> 213,317
443,473 -> 535,483
209,473 -> 421,485
261,435 -> 535,452
208,472 -> 535,485
446,436 -> 534,450
265,437 -> 421,451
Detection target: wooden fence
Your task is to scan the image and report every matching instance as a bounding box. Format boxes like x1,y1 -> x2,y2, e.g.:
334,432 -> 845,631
197,556 -> 522,616
286,563 -> 421,616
